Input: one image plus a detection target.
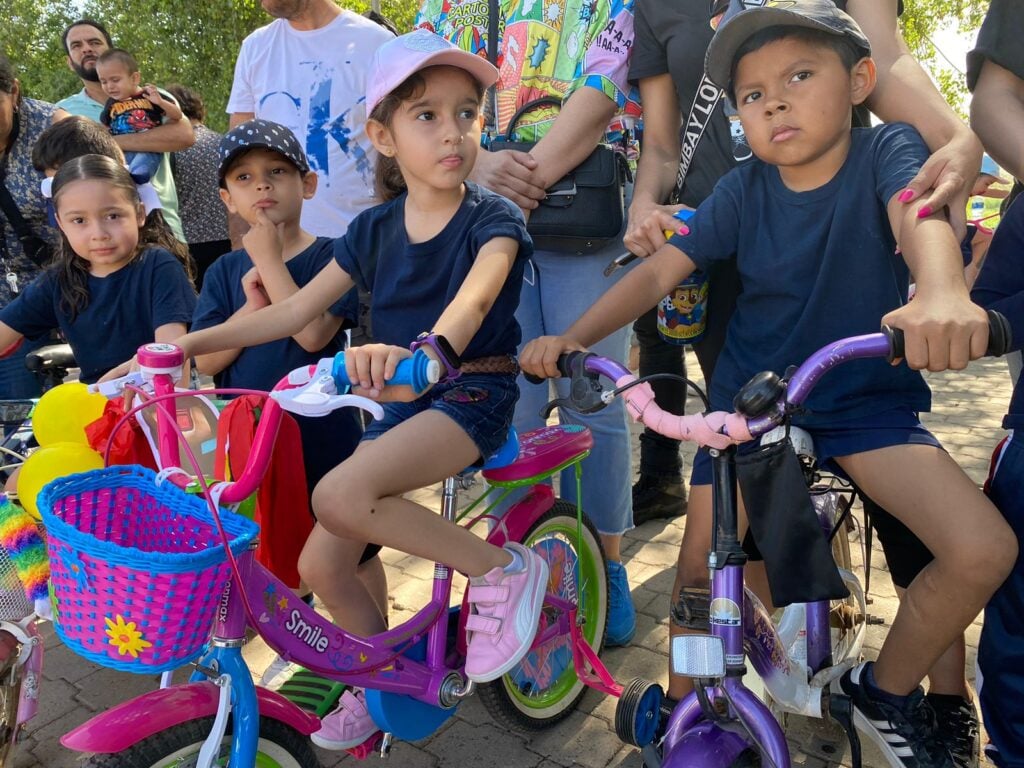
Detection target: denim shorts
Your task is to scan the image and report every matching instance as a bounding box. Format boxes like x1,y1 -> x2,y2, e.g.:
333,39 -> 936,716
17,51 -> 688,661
362,373 -> 519,463
690,408 -> 941,486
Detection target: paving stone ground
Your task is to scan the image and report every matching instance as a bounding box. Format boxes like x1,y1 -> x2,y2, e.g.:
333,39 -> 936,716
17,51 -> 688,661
11,352 -> 1014,767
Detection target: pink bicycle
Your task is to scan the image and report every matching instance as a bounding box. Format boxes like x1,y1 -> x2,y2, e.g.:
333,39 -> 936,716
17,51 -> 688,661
41,343 -> 617,767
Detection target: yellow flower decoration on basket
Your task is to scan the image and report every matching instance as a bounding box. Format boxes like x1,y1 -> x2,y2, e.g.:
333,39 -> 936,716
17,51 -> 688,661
105,615 -> 153,659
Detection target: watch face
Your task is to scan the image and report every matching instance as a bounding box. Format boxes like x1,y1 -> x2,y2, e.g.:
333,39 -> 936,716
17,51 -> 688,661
436,335 -> 462,367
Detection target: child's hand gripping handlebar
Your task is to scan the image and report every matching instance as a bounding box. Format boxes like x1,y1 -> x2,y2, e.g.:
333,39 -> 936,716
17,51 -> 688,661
540,310 -> 1012,449
271,348 -> 440,417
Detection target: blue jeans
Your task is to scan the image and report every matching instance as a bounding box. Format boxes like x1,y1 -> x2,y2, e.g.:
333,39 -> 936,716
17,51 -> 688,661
513,238 -> 635,536
979,432 -> 1024,768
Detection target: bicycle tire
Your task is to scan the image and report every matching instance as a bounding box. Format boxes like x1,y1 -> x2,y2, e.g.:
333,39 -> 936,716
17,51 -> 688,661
79,715 -> 320,768
478,499 -> 608,730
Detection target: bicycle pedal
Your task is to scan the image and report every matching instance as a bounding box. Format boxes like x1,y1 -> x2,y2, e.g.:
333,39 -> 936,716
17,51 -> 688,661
828,693 -> 862,768
866,614 -> 885,626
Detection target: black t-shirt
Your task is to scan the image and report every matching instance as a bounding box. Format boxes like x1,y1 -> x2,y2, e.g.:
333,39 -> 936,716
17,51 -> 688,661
967,0 -> 1024,90
629,0 -> 895,207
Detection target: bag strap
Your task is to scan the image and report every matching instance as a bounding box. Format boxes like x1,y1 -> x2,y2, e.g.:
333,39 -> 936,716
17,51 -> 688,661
504,96 -> 561,140
0,177 -> 49,270
672,0 -> 769,202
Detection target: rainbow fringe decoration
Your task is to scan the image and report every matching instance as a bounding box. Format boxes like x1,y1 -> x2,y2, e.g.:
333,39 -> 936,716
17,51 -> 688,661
0,494 -> 50,618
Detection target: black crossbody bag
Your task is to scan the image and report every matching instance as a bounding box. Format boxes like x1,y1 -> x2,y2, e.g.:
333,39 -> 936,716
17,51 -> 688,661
0,114 -> 54,269
484,0 -> 628,253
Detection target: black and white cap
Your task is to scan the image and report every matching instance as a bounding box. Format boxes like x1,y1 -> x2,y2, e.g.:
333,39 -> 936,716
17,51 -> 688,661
217,119 -> 309,186
705,0 -> 871,90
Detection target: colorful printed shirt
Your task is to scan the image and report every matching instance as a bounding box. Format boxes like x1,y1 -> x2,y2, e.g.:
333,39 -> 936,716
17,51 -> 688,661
100,93 -> 164,137
416,0 -> 641,147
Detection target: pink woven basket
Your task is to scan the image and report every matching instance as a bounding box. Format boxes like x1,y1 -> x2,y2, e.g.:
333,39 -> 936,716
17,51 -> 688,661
40,466 -> 258,673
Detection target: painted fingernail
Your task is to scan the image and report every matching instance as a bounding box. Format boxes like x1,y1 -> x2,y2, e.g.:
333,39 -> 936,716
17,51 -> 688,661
677,225 -> 690,235
917,205 -> 933,218
898,189 -> 915,203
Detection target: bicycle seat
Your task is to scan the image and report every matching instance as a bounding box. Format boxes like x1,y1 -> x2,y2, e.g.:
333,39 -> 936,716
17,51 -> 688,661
482,424 -> 593,485
25,344 -> 76,374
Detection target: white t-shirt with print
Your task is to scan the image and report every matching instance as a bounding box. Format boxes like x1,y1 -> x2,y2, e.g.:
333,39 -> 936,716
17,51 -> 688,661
228,12 -> 393,236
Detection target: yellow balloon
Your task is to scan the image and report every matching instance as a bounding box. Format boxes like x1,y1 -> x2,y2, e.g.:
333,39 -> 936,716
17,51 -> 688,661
32,383 -> 107,447
17,442 -> 104,520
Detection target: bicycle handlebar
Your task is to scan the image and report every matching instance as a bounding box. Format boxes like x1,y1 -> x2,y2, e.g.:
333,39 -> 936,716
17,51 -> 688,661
544,310 -> 1011,449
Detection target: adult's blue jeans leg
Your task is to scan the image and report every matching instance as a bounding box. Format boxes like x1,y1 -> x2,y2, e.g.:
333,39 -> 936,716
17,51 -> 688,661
513,247 -> 634,537
0,337 -> 46,400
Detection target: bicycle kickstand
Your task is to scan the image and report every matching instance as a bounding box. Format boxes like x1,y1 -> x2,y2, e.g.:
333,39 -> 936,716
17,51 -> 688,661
829,694 -> 862,768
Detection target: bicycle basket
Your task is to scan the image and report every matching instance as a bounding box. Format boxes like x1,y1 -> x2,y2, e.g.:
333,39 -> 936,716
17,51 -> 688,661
38,465 -> 259,673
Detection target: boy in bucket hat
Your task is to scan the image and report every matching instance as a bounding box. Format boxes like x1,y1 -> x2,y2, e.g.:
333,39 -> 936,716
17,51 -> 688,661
521,3 -> 1008,767
193,117 -> 379,629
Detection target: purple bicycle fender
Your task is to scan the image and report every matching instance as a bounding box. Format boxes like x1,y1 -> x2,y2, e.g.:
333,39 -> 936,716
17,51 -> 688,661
662,721 -> 751,768
60,682 -> 319,753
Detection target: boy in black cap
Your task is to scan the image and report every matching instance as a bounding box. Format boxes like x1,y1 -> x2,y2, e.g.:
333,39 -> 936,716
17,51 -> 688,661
520,3 -> 1011,767
192,119 -> 386,615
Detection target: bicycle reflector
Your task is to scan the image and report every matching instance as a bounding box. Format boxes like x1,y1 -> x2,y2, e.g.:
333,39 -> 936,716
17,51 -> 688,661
671,635 -> 726,678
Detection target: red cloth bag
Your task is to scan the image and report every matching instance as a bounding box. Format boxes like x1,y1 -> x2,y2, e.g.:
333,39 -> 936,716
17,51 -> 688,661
214,396 -> 312,588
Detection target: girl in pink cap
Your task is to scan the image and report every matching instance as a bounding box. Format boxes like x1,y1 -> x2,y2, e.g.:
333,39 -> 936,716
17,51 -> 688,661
172,29 -> 543,750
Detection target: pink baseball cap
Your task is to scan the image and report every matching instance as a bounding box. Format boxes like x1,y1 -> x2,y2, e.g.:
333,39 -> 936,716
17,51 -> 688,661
366,29 -> 499,117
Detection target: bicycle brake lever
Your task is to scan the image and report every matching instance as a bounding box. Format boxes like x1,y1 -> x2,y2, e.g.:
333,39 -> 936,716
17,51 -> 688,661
271,358 -> 386,420
538,354 -> 607,418
88,372 -> 147,398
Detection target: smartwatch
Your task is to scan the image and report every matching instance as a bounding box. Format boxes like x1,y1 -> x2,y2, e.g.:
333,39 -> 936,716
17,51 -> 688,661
410,332 -> 462,382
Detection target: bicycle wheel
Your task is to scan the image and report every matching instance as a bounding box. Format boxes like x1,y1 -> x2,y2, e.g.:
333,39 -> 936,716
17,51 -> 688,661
80,715 -> 320,768
478,499 -> 608,730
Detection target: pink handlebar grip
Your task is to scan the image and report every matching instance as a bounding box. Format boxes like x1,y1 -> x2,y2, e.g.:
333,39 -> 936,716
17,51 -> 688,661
617,375 -> 752,449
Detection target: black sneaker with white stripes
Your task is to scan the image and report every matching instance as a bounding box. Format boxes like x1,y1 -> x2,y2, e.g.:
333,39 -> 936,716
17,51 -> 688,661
834,662 -> 954,768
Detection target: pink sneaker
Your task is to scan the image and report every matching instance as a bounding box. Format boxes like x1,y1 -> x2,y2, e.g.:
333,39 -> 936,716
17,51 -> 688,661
310,689 -> 378,751
464,542 -> 549,683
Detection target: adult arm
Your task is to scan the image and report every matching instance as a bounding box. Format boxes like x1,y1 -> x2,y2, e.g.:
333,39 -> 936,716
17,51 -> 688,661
849,0 -> 982,233
970,60 -> 1024,181
229,112 -> 256,130
625,73 -> 687,256
114,115 -> 194,153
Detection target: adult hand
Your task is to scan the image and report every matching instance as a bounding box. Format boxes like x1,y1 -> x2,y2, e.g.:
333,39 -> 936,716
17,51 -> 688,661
470,149 -> 546,210
624,201 -> 691,257
240,266 -> 270,311
900,130 -> 983,240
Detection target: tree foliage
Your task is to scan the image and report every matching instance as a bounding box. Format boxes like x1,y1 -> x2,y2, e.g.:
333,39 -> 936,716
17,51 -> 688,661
899,0 -> 989,119
0,0 -> 991,130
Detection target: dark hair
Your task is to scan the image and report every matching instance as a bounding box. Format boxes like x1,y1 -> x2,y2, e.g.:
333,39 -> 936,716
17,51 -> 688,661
62,19 -> 114,54
728,26 -> 867,102
0,53 -> 18,104
368,66 -> 485,202
32,116 -> 122,172
51,155 -> 193,317
96,48 -> 139,74
164,84 -> 205,123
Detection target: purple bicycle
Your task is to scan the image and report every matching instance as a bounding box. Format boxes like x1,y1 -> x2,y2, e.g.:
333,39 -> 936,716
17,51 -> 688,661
541,312 -> 1010,768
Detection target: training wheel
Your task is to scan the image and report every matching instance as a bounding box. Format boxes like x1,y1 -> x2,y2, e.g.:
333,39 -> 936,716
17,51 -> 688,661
615,677 -> 664,747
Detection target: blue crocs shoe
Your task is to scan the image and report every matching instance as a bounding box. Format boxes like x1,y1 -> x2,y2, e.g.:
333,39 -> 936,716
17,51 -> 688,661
605,560 -> 636,647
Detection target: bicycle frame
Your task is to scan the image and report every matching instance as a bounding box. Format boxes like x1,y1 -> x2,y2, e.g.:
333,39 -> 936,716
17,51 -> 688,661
61,346 -> 619,765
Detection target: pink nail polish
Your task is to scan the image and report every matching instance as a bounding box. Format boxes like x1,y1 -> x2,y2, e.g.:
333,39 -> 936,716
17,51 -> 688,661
917,205 -> 932,218
898,189 -> 915,203
677,225 -> 690,235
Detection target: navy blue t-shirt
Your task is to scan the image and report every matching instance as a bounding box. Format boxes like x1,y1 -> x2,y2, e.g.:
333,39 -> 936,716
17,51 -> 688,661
0,248 -> 195,383
333,182 -> 532,358
192,237 -> 362,493
972,198 -> 1024,431
668,124 -> 932,425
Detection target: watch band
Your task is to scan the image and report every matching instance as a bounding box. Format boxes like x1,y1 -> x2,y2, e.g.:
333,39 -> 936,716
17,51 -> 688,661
410,333 -> 462,382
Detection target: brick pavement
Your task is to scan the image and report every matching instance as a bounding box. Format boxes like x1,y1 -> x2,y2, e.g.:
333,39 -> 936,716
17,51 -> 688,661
11,353 -> 1014,767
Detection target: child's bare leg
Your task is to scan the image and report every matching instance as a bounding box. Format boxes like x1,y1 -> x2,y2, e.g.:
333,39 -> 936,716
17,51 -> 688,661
838,444 -> 1016,695
312,411 -> 513,589
298,525 -> 385,634
357,555 -> 389,623
892,584 -> 969,697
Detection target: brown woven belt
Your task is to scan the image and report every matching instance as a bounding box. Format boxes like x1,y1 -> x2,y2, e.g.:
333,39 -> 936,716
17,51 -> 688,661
460,355 -> 520,375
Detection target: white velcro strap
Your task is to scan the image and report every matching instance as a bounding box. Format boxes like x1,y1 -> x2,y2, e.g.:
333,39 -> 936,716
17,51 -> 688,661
154,466 -> 190,486
467,584 -> 509,605
465,614 -> 501,635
